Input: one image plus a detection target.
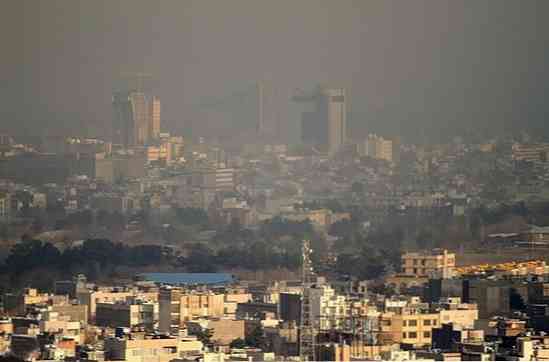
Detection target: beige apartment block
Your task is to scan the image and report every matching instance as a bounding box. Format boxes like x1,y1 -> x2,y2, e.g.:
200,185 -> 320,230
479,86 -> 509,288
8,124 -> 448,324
401,249 -> 456,278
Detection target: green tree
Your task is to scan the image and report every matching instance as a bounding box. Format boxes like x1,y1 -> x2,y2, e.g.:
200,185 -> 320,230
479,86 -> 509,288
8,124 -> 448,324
194,328 -> 214,347
186,244 -> 217,272
245,325 -> 265,348
229,338 -> 246,349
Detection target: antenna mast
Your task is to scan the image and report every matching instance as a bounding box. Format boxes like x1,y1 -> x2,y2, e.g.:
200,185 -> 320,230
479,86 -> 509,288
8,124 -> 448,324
300,239 -> 316,361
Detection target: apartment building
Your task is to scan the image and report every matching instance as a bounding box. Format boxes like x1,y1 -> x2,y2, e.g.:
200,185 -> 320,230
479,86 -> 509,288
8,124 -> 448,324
187,319 -> 246,345
3,288 -> 66,316
104,333 -> 202,362
388,298 -> 478,347
95,301 -> 156,330
517,336 -> 549,360
77,289 -> 133,320
38,311 -> 82,344
50,304 -> 88,325
401,249 -> 456,279
223,291 -> 252,316
310,284 -> 347,330
180,294 -> 224,321
437,298 -> 479,329
391,312 -> 440,347
159,287 -> 225,333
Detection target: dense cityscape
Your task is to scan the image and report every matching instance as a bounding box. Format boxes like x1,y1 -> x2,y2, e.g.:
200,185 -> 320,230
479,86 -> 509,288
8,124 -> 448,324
3,79 -> 549,361
3,1 -> 549,361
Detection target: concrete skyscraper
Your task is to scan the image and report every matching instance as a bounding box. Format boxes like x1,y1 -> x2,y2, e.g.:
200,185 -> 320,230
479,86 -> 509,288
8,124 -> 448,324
149,96 -> 161,140
295,86 -> 347,155
112,73 -> 161,147
324,88 -> 346,154
112,91 -> 134,147
131,92 -> 149,145
256,80 -> 278,137
112,92 -> 161,147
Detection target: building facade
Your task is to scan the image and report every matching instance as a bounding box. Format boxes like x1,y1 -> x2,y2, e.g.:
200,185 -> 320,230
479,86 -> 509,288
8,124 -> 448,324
324,88 -> 346,155
401,249 -> 456,279
298,86 -> 347,155
359,134 -> 393,162
149,96 -> 161,140
112,91 -> 161,147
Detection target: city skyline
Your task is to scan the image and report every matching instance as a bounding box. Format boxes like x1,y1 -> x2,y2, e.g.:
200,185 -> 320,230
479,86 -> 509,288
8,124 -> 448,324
1,1 -> 549,142
2,2 -> 549,361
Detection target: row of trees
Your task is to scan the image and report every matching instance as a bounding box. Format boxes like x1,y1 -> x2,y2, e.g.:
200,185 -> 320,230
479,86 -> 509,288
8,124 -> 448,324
1,238 -> 167,291
1,206 -> 417,291
184,218 -> 318,272
183,241 -> 302,273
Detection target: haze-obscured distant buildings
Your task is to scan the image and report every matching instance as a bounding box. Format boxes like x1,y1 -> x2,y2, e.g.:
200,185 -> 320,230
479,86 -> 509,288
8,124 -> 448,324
146,134 -> 184,165
512,142 -> 549,163
358,134 -> 393,163
112,91 -> 161,147
298,86 -> 346,155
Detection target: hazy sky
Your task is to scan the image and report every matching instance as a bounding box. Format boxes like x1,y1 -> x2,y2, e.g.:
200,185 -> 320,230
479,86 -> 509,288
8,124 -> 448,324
1,0 -> 548,141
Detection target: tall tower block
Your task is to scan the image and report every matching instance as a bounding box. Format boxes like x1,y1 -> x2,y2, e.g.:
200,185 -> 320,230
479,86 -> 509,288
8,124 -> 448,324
257,81 -> 264,135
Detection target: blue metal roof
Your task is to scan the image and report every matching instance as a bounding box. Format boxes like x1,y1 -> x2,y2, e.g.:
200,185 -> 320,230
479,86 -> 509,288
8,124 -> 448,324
139,273 -> 234,285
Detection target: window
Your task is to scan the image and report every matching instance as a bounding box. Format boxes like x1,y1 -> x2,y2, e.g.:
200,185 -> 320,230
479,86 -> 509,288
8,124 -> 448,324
424,331 -> 431,338
408,332 -> 417,339
423,319 -> 431,326
403,320 -> 407,327
433,319 -> 438,325
408,320 -> 417,327
402,332 -> 407,339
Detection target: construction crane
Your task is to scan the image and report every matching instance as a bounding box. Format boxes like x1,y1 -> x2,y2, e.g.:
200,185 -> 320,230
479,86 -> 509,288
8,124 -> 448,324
300,239 -> 316,361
